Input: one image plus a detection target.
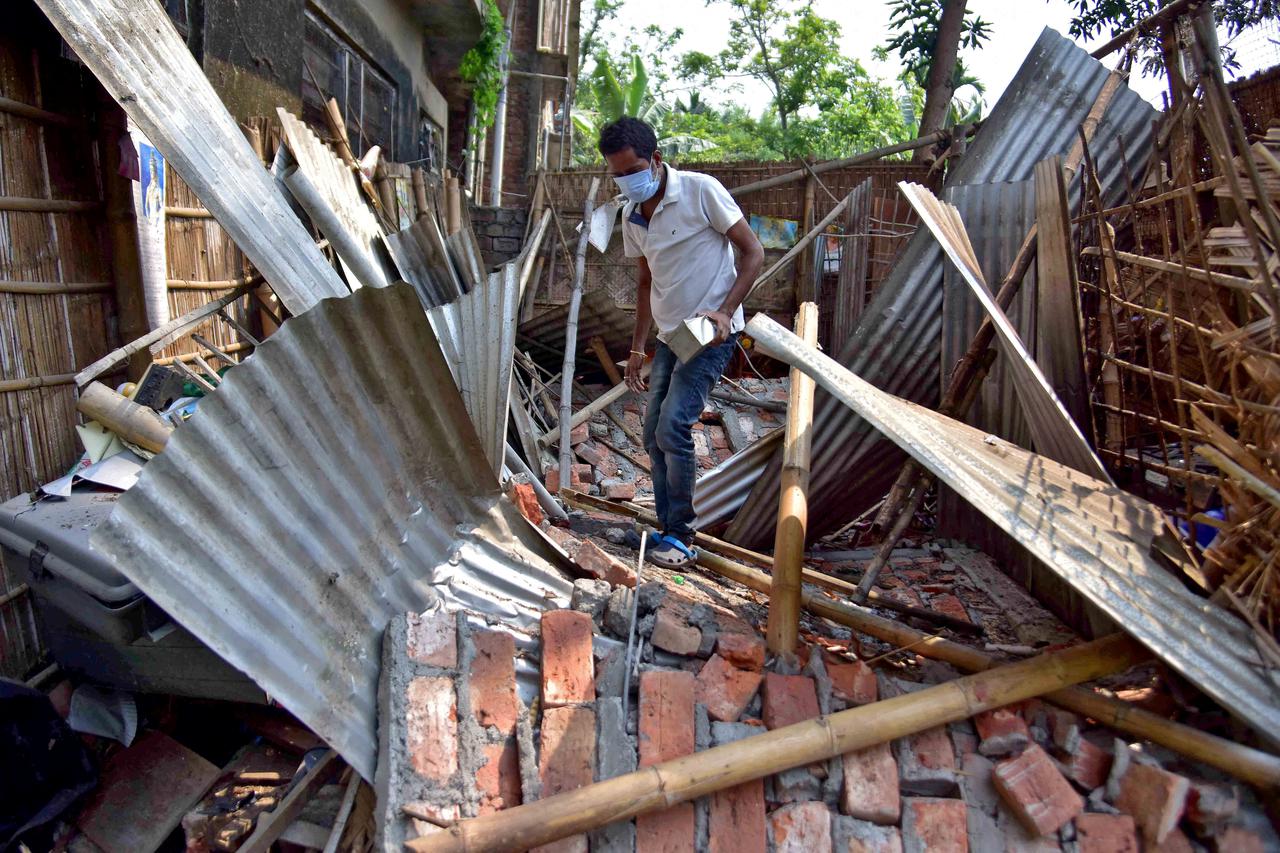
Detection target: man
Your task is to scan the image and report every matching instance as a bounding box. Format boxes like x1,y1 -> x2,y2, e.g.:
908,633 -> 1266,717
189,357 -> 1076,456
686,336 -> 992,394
598,117 -> 764,569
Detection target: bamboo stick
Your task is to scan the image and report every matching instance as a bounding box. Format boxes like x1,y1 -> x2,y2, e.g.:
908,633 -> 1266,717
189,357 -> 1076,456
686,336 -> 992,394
0,280 -> 111,295
409,635 -> 1146,852
0,94 -> 78,126
76,382 -> 173,453
749,193 -> 851,301
164,206 -> 215,218
412,168 -> 430,221
0,196 -> 99,213
692,549 -> 1280,790
0,373 -> 76,394
729,132 -> 949,198
557,177 -> 602,490
1081,246 -> 1259,292
767,302 -> 818,655
154,339 -> 253,366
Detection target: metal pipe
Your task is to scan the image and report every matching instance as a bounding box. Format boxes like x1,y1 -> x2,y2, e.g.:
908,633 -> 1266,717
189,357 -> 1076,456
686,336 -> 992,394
487,5 -> 516,207
504,443 -> 568,520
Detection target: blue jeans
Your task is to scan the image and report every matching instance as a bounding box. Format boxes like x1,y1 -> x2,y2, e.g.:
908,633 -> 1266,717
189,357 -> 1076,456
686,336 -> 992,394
642,335 -> 737,542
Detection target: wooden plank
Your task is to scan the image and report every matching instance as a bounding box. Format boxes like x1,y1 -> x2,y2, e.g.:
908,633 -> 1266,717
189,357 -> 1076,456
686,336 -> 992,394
238,749 -> 341,853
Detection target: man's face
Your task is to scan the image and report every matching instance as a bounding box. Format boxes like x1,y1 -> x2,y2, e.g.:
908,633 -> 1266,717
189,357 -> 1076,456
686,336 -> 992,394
604,147 -> 661,180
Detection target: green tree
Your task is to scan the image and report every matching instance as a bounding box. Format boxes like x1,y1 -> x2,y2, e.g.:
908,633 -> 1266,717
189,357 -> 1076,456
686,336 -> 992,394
578,0 -> 623,77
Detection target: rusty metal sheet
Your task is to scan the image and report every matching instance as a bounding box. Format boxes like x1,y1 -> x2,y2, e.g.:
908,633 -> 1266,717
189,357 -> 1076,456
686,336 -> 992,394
33,0 -> 348,315
92,284 -> 572,780
725,28 -> 1157,548
900,181 -> 1110,481
745,311 -> 1280,747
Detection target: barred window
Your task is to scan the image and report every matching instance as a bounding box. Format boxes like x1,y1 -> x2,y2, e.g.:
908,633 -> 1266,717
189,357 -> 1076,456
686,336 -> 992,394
302,10 -> 397,158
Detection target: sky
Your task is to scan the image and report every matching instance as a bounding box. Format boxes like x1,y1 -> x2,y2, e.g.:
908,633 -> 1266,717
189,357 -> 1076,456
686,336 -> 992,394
600,0 -> 1280,113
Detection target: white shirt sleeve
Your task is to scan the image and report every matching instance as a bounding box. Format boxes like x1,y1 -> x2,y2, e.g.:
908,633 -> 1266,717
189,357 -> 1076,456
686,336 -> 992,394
622,205 -> 643,258
700,176 -> 745,234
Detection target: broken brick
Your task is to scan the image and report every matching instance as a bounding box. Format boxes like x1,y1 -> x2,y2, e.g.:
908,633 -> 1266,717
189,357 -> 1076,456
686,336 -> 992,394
470,629 -> 517,735
1075,813 -> 1138,853
895,725 -> 958,796
506,480 -> 544,526
574,441 -> 614,473
770,801 -> 832,853
541,609 -> 595,707
840,741 -> 900,825
841,820 -> 904,853
900,797 -> 967,853
762,673 -> 820,730
569,423 -> 590,445
406,609 -> 457,667
695,654 -> 762,723
544,464 -> 592,493
973,708 -> 1030,757
573,539 -> 636,588
602,480 -> 637,502
991,744 -> 1083,836
1113,761 -> 1190,846
827,656 -> 877,706
651,606 -> 702,656
928,593 -> 970,624
1185,780 -> 1238,832
716,630 -> 765,671
539,705 -> 596,794
476,738 -> 521,815
405,676 -> 458,783
708,780 -> 767,853
1062,737 -> 1111,791
638,670 -> 696,851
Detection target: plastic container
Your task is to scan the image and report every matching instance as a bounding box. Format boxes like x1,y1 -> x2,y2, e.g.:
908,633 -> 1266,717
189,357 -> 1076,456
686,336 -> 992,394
0,490 -> 266,703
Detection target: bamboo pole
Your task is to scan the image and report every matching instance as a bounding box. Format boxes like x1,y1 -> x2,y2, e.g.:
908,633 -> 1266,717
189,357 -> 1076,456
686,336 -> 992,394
729,132 -> 949,199
412,168 -> 430,221
164,206 -> 215,218
0,280 -> 112,295
767,302 -> 818,655
0,94 -> 78,126
693,549 -> 1280,789
409,635 -> 1145,852
0,373 -> 76,393
76,382 -> 173,453
557,178 -> 601,489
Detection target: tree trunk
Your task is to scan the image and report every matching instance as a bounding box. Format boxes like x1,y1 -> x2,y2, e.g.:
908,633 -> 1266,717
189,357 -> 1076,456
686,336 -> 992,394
914,0 -> 968,162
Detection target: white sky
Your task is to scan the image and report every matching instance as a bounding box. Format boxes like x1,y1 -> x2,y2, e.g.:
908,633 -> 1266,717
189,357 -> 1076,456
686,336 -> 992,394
601,0 -> 1280,114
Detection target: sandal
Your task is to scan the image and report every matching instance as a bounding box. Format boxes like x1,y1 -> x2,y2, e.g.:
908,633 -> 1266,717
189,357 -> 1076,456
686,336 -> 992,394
647,534 -> 697,569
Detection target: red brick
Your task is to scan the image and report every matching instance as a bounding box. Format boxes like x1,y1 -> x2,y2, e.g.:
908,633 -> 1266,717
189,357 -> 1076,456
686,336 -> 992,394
710,429 -> 729,450
716,630 -> 765,671
407,609 -> 457,667
900,797 -> 967,853
406,676 -> 458,783
991,744 -> 1083,836
1063,737 -> 1111,790
709,781 -> 766,853
470,629 -> 517,735
638,670 -> 696,765
569,423 -> 590,446
544,464 -> 592,493
541,610 -> 595,707
762,673 -> 820,729
651,606 -> 702,656
1047,708 -> 1081,752
1075,813 -> 1137,853
476,738 -> 521,815
603,480 -> 637,501
506,480 -> 543,526
770,801 -> 832,853
538,706 -> 596,794
574,441 -> 615,473
1113,761 -> 1189,845
1212,826 -> 1265,853
907,725 -> 957,772
928,593 -> 970,623
973,708 -> 1030,757
573,539 -> 636,588
844,822 -> 903,853
896,568 -> 928,584
696,654 -> 762,723
840,741 -> 900,825
827,656 -> 877,706
637,804 -> 696,853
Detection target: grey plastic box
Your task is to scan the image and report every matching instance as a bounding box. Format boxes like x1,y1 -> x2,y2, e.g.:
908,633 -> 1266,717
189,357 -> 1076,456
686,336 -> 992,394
0,490 -> 266,703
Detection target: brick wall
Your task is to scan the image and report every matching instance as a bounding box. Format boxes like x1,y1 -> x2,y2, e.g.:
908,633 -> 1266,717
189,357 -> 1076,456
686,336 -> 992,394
470,204 -> 529,266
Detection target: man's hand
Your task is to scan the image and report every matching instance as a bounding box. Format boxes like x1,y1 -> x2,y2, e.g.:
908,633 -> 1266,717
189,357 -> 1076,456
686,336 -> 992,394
625,350 -> 647,392
702,310 -> 733,346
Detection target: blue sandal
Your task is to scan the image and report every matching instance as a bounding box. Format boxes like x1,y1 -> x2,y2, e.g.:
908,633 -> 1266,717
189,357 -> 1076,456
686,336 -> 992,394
647,534 -> 697,569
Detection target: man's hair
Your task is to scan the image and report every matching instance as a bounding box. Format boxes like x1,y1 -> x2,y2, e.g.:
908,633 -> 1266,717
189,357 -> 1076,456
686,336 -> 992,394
598,116 -> 658,160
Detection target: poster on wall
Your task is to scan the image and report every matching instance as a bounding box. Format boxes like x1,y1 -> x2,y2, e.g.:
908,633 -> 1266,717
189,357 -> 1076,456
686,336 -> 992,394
130,121 -> 169,330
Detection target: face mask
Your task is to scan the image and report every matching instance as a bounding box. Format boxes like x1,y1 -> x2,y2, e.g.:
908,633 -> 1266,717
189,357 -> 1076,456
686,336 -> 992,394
614,162 -> 661,204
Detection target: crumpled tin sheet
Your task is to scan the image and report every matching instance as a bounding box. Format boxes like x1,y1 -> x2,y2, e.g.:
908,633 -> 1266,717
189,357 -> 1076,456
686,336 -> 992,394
519,288 -> 636,375
383,213 -> 467,309
724,28 -> 1158,548
277,108 -> 394,290
692,427 -> 784,531
33,0 -> 349,316
92,283 -> 572,779
746,311 -> 1280,748
899,181 -> 1110,482
427,263 -> 521,474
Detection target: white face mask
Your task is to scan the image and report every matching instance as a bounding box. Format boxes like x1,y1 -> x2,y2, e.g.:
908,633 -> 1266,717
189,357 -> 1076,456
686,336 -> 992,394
614,162 -> 661,204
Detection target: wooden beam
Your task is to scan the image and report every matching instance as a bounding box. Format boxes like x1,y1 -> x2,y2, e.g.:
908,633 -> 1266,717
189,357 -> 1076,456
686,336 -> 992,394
589,336 -> 623,386
0,196 -> 99,213
766,302 -> 817,656
0,94 -> 78,126
409,635 -> 1146,852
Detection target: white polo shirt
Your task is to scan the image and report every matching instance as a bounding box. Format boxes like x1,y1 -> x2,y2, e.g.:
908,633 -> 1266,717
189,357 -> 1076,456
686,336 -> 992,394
622,164 -> 746,341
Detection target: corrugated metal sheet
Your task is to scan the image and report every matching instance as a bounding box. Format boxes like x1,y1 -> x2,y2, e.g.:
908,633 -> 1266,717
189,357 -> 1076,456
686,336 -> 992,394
832,178 -> 873,347
33,0 -> 348,316
92,283 -> 572,780
725,28 -> 1158,548
384,213 -> 467,309
745,311 -> 1280,748
428,264 -> 521,473
693,427 -> 784,530
519,288 -> 635,373
900,181 -> 1110,481
277,109 -> 394,290
448,230 -> 487,290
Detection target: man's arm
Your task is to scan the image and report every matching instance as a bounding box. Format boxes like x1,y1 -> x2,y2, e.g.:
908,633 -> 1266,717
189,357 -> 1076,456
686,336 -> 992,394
626,256 -> 654,391
703,217 -> 764,344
